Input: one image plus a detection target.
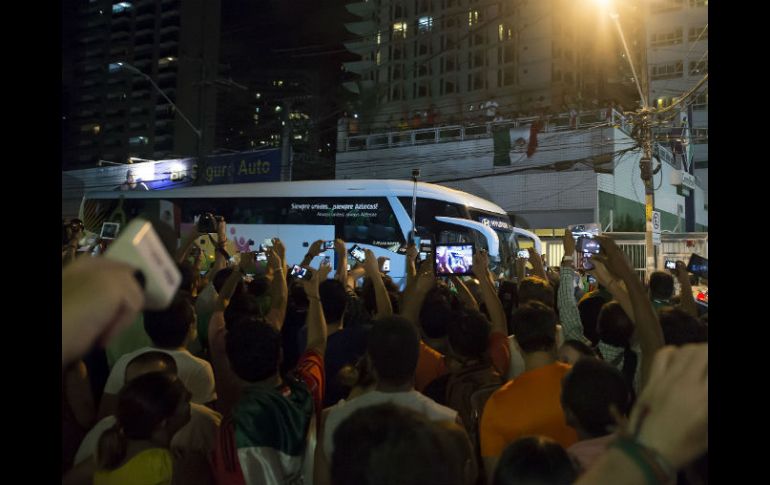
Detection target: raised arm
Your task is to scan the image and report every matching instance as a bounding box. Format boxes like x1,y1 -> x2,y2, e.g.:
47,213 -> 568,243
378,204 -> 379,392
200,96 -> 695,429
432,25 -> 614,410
334,238 -> 348,286
208,217 -> 229,281
673,261 -> 698,317
175,226 -> 201,263
558,232 -> 591,345
400,260 -> 435,326
264,238 -> 288,331
449,275 -> 479,311
303,262 -> 332,356
405,242 -> 418,291
594,236 -> 665,387
528,248 -> 548,280
364,249 -> 393,318
589,259 -> 635,321
300,239 -> 324,268
473,250 -> 506,336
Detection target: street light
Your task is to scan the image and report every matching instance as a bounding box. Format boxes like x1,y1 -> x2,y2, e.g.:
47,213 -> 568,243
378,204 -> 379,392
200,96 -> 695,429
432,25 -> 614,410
110,62 -> 202,140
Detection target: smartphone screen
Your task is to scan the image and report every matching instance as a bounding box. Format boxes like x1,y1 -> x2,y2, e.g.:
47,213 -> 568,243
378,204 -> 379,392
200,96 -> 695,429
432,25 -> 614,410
100,222 -> 120,240
255,251 -> 267,262
577,236 -> 601,254
349,244 -> 366,263
323,240 -> 335,250
665,260 -> 677,270
290,264 -> 312,280
435,243 -> 474,275
582,252 -> 595,270
686,253 -> 708,279
517,249 -> 529,258
381,259 -> 391,272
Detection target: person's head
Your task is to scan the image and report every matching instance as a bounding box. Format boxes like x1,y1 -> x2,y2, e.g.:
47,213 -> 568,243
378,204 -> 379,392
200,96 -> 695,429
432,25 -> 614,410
596,301 -> 634,347
518,277 -> 555,309
320,279 -> 347,325
419,286 -> 454,340
659,307 -> 707,346
367,316 -> 420,387
97,372 -> 191,470
577,292 -> 608,345
648,271 -> 674,301
224,293 -> 264,330
124,351 -> 178,383
143,292 -> 196,349
226,315 -> 282,383
511,302 -> 558,355
493,436 -> 577,485
446,308 -> 491,363
331,403 -> 467,485
558,339 -> 597,366
561,358 -> 632,438
212,267 -> 245,295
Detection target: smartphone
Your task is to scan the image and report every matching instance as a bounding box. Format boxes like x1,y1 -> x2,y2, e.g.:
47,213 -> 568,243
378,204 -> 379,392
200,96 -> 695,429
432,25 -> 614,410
435,243 -> 474,276
686,253 -> 708,279
418,251 -> 428,261
197,213 -> 217,233
290,264 -> 313,280
323,240 -> 335,250
349,244 -> 367,263
100,222 -> 120,240
263,238 -> 274,248
581,252 -> 596,271
665,260 -> 677,270
576,236 -> 601,254
381,258 -> 391,272
255,251 -> 268,262
322,255 -> 332,267
517,249 -> 529,258
587,274 -> 597,285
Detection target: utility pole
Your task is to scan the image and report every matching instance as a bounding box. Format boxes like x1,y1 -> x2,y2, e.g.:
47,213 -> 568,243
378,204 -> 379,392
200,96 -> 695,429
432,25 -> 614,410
638,109 -> 656,278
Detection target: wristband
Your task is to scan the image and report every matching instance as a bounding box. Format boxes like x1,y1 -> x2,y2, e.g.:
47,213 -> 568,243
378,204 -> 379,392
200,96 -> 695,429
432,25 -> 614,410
561,256 -> 573,264
610,436 -> 675,485
306,294 -> 320,301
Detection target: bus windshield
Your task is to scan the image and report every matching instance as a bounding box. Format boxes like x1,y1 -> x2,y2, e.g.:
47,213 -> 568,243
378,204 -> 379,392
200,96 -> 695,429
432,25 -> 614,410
469,209 -> 517,279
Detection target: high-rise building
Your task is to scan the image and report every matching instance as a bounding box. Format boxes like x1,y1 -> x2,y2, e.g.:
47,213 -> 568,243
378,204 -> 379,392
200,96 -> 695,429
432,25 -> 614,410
341,0 -> 642,131
647,0 -> 708,221
62,0 -> 221,169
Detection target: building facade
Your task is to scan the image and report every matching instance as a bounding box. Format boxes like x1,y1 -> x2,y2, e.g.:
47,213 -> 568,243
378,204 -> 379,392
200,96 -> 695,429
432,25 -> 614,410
62,0 -> 221,169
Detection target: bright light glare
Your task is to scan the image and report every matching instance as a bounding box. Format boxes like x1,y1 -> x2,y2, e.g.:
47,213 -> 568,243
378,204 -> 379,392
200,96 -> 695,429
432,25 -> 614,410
594,0 -> 611,7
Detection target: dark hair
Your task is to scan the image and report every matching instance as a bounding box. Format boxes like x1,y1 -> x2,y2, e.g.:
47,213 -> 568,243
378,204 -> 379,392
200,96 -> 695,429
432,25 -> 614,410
578,292 -> 609,345
226,316 -> 282,382
498,280 -> 519,333
224,293 -> 264,330
493,436 -> 577,485
596,301 -> 637,390
124,351 -> 178,382
447,308 -> 491,360
659,307 -> 707,346
419,286 -> 454,339
518,277 -> 555,309
177,261 -> 196,294
320,279 -> 348,324
212,268 -> 245,295
247,275 -> 270,299
560,339 -> 597,359
511,302 -> 557,354
97,372 -> 189,470
561,359 -> 632,438
367,316 -> 420,385
143,293 -> 195,348
331,403 -> 467,485
649,271 -> 674,300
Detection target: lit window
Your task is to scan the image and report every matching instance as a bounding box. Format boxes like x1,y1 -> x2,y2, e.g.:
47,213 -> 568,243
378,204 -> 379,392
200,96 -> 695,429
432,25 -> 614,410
256,93 -> 261,99
158,57 -> 177,67
393,22 -> 407,39
468,10 -> 479,27
377,32 -> 381,45
112,2 -> 133,14
418,17 -> 433,32
129,136 -> 148,145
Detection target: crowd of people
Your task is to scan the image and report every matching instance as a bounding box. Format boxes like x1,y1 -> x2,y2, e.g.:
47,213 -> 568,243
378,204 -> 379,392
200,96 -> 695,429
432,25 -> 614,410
62,217 -> 708,485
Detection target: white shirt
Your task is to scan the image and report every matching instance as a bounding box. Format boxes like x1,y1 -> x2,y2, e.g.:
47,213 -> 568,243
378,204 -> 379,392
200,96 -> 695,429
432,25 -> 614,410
74,403 -> 222,464
322,390 -> 457,460
103,347 -> 217,404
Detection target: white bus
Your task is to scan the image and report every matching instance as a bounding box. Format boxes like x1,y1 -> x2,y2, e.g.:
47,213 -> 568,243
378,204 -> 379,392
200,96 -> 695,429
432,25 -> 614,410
80,179 -> 529,285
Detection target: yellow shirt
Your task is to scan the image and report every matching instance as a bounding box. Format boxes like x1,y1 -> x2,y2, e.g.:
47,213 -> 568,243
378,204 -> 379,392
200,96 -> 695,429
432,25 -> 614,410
94,448 -> 173,485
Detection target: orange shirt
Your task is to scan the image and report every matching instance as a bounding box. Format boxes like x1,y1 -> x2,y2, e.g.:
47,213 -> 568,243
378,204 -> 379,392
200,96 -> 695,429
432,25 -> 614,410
414,332 -> 511,392
480,362 -> 578,456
